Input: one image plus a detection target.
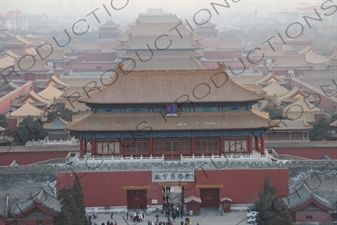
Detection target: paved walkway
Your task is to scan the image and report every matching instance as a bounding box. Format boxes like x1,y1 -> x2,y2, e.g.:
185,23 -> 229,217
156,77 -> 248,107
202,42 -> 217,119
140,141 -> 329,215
90,211 -> 248,225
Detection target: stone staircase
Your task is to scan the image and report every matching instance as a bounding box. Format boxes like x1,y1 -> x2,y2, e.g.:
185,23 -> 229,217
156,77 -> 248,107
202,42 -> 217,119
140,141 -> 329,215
167,189 -> 182,208
199,207 -> 221,216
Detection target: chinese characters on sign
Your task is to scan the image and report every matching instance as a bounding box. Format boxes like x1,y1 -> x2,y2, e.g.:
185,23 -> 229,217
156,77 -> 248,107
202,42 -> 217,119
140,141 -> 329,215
152,171 -> 194,182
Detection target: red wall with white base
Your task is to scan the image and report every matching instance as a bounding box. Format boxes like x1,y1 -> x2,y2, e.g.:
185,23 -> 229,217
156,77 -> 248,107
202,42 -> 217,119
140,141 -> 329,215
57,169 -> 288,207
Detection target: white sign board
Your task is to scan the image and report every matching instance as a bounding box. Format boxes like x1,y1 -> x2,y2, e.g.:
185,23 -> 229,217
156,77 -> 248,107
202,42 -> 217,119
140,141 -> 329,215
152,171 -> 194,182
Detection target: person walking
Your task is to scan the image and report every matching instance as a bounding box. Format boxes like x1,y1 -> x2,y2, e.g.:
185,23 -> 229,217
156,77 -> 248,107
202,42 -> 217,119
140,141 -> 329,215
110,212 -> 113,219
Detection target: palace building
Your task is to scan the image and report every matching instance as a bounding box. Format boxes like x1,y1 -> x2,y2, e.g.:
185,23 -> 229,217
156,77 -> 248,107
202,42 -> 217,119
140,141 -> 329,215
67,62 -> 271,159
60,63 -> 290,212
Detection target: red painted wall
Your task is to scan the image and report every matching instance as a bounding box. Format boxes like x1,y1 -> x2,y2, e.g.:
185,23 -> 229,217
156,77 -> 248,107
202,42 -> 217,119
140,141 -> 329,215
0,218 -> 6,225
74,52 -> 117,62
290,79 -> 337,113
71,62 -> 117,71
274,147 -> 337,160
295,211 -> 331,223
184,169 -> 288,204
0,82 -> 32,114
0,152 -> 69,166
57,169 -> 288,207
7,218 -> 54,225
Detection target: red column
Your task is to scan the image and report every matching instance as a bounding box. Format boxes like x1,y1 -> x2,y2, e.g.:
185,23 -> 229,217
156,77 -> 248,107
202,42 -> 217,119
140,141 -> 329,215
247,136 -> 252,155
120,138 -> 125,157
219,137 -> 224,155
149,138 -> 153,156
79,138 -> 83,158
84,139 -> 87,154
260,136 -> 265,155
254,136 -> 259,150
191,137 -> 195,155
92,138 -> 97,155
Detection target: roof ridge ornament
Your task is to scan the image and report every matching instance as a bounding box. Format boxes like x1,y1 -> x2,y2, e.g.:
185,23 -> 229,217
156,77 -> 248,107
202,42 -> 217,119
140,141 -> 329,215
217,61 -> 227,72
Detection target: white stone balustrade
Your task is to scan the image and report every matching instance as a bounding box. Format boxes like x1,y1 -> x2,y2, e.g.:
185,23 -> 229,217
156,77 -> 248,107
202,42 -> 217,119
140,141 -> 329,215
73,152 -> 270,166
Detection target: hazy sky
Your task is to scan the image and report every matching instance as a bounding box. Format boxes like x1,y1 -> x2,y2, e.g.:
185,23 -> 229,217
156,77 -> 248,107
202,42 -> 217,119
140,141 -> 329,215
1,0 -> 320,20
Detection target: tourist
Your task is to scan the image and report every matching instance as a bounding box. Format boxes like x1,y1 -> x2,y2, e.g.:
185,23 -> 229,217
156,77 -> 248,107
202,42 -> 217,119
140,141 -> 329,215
114,220 -> 117,225
180,221 -> 184,225
126,211 -> 129,220
106,221 -> 110,225
110,212 -> 114,219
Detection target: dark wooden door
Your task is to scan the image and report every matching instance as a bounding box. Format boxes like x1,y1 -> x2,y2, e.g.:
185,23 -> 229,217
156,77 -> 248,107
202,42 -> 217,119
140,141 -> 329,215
127,190 -> 147,209
200,188 -> 219,207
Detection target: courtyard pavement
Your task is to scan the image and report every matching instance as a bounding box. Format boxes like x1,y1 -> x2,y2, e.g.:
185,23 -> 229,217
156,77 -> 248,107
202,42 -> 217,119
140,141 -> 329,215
90,211 -> 250,225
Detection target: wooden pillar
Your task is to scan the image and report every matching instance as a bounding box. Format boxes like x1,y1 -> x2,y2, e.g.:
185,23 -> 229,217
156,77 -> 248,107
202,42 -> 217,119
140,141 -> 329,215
120,138 -> 125,157
79,138 -> 84,158
247,136 -> 253,155
149,138 -> 153,156
254,136 -> 259,150
219,136 -> 224,155
92,138 -> 97,155
83,138 -> 87,154
260,136 -> 265,155
191,137 -> 195,155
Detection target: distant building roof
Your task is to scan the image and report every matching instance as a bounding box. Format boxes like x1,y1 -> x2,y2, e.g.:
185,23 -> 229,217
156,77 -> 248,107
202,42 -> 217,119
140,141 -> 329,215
4,50 -> 21,59
271,55 -> 312,68
0,56 -> 16,69
284,183 -> 334,211
43,113 -> 69,130
268,119 -> 312,131
330,120 -> 337,127
14,59 -> 50,72
25,37 -> 44,46
74,42 -> 100,51
38,75 -> 69,89
305,51 -> 329,64
194,19 -> 217,28
10,102 -> 43,117
38,49 -> 67,61
262,82 -> 289,96
252,45 -> 284,58
123,55 -> 206,70
38,85 -> 64,100
284,98 -> 330,123
2,35 -> 30,46
10,189 -> 60,216
11,90 -> 52,108
0,195 -> 9,217
98,19 -> 120,29
279,87 -> 318,104
185,195 -> 201,204
256,73 -> 287,85
0,82 -> 19,92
